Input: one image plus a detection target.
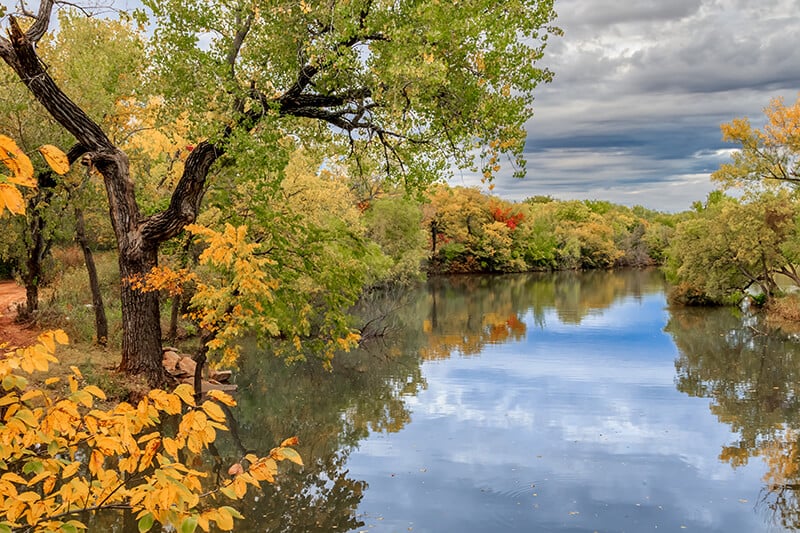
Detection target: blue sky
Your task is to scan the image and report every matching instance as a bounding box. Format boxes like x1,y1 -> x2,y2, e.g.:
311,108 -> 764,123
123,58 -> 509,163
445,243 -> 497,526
455,0 -> 800,212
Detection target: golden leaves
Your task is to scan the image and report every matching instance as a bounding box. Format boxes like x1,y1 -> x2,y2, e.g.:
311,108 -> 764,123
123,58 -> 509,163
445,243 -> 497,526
0,332 -> 297,532
0,184 -> 26,215
0,135 -> 34,186
37,145 -> 70,175
0,136 -> 73,217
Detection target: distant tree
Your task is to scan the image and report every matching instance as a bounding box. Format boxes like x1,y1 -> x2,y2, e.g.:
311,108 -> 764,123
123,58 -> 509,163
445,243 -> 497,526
665,190 -> 800,304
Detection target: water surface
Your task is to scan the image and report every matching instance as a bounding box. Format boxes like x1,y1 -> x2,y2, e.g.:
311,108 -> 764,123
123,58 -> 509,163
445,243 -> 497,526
228,270 -> 800,532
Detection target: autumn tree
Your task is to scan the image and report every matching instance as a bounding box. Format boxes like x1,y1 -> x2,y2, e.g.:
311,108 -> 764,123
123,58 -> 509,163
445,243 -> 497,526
713,95 -> 800,190
0,11 -> 145,342
0,135 -> 303,533
0,0 -> 559,385
665,190 -> 800,305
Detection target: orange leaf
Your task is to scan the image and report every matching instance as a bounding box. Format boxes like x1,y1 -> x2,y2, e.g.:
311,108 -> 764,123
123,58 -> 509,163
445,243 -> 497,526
0,183 -> 25,215
38,144 -> 70,175
0,135 -> 34,185
207,389 -> 236,406
280,436 -> 299,447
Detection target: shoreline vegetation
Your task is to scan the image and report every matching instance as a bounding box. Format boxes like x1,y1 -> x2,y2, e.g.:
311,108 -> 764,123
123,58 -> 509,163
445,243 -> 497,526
5,183 -> 800,363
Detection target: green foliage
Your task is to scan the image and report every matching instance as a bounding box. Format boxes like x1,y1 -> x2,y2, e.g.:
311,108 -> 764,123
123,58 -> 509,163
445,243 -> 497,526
141,0 -> 560,185
664,190 -> 800,305
363,196 -> 427,285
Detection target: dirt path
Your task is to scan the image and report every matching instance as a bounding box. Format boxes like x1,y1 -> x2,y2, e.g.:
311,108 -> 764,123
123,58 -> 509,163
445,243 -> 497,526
0,281 -> 40,347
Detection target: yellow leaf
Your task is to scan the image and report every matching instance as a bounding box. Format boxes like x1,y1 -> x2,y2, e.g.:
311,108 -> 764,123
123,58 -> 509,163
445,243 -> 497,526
272,447 -> 303,466
89,449 -> 104,475
0,183 -> 25,215
70,390 -> 93,408
53,329 -> 68,344
138,438 -> 161,472
2,472 -> 27,485
38,144 -> 70,175
0,135 -> 34,185
232,477 -> 247,498
249,458 -> 277,483
16,491 -> 40,502
162,437 -> 179,458
19,390 -> 42,403
44,377 -> 60,386
173,383 -> 196,406
83,385 -> 106,401
68,375 -> 78,394
43,475 -> 56,495
61,461 -> 80,480
201,401 -> 226,423
0,393 -> 18,407
215,507 -> 234,531
206,390 -> 236,406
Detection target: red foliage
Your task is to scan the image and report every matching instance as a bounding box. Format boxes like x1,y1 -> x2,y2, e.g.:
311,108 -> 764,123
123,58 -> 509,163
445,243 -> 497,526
490,202 -> 525,230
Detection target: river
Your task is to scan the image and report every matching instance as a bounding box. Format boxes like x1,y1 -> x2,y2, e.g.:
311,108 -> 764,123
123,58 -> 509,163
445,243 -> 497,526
139,270 -> 800,531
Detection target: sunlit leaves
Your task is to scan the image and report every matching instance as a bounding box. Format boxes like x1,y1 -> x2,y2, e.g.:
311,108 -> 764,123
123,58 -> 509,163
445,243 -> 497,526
0,135 -> 34,186
0,137 -> 70,216
0,332 -> 301,532
141,0 -> 559,185
37,145 -> 70,175
714,95 -> 800,190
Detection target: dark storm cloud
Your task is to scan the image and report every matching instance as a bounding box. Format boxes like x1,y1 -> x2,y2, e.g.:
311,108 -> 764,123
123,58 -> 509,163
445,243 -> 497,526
473,0 -> 800,211
558,0 -> 703,29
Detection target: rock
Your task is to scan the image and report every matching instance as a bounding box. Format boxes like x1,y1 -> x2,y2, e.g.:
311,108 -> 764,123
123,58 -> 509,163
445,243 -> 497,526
209,369 -> 232,383
177,356 -> 197,377
162,350 -> 182,374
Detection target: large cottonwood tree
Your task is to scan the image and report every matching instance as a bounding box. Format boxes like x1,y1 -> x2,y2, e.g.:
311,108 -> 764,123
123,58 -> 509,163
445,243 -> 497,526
0,0 -> 559,385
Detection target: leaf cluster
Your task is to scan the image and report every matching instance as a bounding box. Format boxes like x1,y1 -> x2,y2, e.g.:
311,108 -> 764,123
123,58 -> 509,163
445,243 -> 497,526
0,332 -> 301,533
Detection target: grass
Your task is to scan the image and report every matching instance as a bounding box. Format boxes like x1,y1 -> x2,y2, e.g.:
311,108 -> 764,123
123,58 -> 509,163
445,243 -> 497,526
26,246 -> 194,402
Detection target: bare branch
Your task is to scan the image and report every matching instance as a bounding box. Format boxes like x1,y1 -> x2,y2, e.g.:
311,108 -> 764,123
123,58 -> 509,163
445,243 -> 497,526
3,16 -> 113,151
226,10 -> 253,79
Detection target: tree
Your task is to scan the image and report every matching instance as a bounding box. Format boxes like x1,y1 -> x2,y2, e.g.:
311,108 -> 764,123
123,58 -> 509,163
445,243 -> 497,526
665,190 -> 800,304
0,0 -> 559,385
0,11 -> 146,343
0,135 -> 303,532
713,95 -> 800,190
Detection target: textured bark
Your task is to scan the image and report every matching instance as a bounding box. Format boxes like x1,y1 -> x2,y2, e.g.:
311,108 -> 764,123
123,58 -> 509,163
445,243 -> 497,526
20,173 -> 57,318
74,207 -> 109,346
0,17 -> 179,386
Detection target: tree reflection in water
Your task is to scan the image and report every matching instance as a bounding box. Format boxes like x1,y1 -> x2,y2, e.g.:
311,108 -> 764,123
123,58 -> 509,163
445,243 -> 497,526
667,306 -> 800,530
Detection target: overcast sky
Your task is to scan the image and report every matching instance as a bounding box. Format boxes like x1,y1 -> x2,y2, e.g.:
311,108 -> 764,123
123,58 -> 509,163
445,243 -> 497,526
453,0 -> 800,212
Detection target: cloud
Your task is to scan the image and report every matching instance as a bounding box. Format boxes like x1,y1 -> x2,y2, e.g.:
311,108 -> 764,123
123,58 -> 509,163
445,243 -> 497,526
497,0 -> 800,212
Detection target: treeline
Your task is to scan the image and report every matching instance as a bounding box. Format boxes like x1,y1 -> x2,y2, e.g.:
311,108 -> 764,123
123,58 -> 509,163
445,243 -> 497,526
422,185 -> 676,274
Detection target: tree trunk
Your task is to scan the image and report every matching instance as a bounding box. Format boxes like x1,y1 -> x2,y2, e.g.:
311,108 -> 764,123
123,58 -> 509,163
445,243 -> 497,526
116,243 -> 168,385
74,207 -> 108,346
20,174 -> 57,318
